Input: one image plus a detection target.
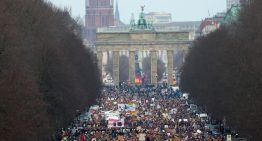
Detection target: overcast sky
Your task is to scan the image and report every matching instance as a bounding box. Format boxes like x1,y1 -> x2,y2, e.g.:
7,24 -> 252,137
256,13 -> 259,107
48,0 -> 227,24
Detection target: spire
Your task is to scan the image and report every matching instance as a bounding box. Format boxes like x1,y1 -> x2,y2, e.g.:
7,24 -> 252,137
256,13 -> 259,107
115,0 -> 120,20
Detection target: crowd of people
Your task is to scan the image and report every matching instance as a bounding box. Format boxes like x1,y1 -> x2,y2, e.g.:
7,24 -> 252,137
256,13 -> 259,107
53,83 -> 226,141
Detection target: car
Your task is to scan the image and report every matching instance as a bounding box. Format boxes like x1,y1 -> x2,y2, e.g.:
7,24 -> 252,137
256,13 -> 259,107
211,129 -> 221,136
188,104 -> 198,113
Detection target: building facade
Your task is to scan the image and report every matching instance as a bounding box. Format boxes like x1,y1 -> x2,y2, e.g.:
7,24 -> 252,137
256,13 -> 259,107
200,18 -> 220,35
114,0 -> 124,26
199,13 -> 225,35
144,12 -> 172,24
85,0 -> 115,42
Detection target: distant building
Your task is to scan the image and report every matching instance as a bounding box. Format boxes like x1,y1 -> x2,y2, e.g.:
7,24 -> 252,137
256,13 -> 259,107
199,12 -> 226,35
222,5 -> 241,25
144,12 -> 172,24
114,0 -> 124,26
114,0 -> 120,21
227,0 -> 250,10
227,0 -> 239,10
200,0 -> 251,35
200,18 -> 220,35
85,0 -> 115,42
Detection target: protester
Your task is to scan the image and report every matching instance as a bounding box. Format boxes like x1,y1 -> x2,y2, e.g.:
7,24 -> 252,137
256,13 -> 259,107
55,83 -> 225,141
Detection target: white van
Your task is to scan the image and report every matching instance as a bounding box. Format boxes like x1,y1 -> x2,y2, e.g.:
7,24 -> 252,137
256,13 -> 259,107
103,74 -> 114,86
198,113 -> 208,122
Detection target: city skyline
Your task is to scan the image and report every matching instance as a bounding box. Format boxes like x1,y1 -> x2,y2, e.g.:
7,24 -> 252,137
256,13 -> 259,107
48,0 -> 226,24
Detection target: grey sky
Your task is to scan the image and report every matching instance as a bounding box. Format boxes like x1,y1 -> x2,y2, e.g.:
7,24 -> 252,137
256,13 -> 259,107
48,0 -> 227,24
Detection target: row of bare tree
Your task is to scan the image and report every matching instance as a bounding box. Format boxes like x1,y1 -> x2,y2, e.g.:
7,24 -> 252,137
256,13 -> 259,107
180,0 -> 262,140
0,0 -> 101,140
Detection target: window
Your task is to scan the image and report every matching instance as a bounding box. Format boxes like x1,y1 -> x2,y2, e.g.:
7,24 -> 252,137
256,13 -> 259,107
90,0 -> 96,7
90,15 -> 95,26
100,0 -> 106,6
86,0 -> 89,6
101,16 -> 109,26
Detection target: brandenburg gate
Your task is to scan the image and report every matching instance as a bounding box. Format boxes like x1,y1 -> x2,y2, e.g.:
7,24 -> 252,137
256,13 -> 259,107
95,7 -> 191,86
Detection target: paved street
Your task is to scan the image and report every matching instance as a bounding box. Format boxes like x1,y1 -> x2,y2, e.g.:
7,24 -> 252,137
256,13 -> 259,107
55,84 -> 228,141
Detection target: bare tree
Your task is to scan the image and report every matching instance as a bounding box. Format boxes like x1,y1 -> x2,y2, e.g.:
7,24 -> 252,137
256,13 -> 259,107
181,1 -> 262,139
0,0 -> 102,140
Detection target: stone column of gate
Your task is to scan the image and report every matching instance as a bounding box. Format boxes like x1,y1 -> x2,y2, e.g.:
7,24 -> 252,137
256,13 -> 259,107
113,51 -> 120,86
96,50 -> 103,79
167,50 -> 174,85
150,50 -> 158,85
129,51 -> 135,84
